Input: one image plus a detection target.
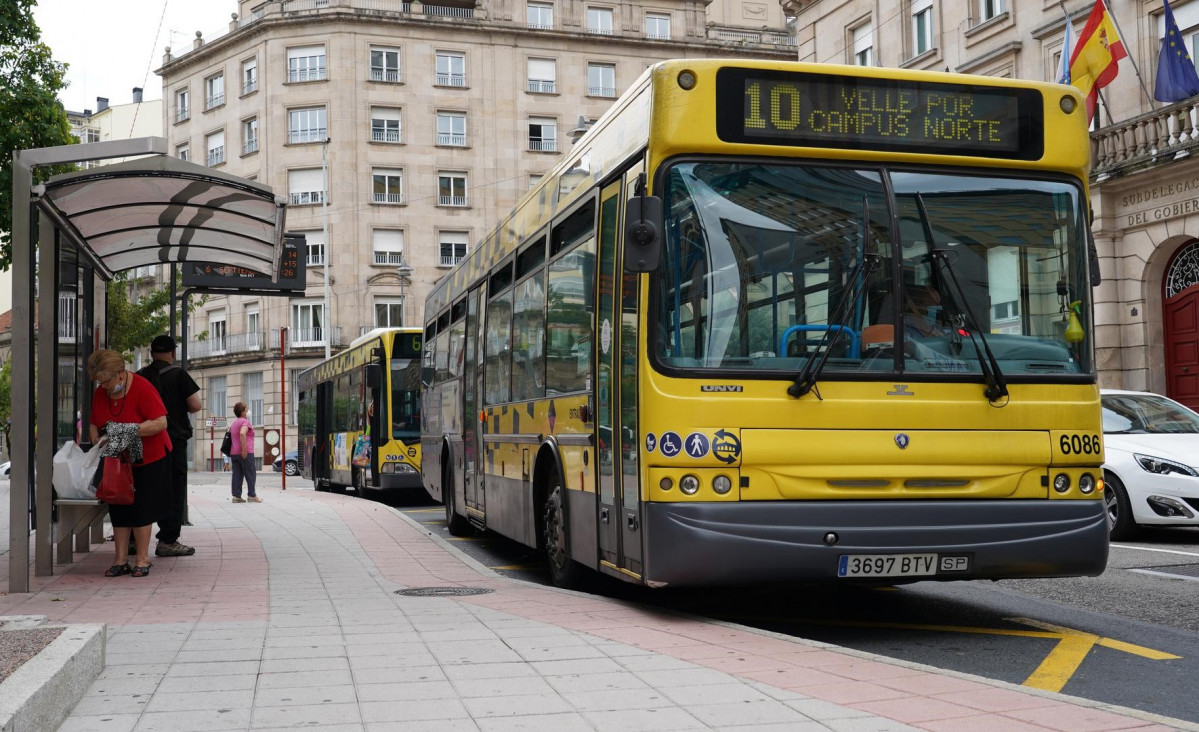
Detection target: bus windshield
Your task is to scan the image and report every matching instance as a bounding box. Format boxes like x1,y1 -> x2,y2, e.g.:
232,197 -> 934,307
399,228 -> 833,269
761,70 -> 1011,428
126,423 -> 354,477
391,358 -> 421,440
652,161 -> 1093,377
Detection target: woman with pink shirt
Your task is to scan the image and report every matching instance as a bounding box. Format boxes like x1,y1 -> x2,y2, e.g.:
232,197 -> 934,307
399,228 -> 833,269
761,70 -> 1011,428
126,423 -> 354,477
229,401 -> 261,503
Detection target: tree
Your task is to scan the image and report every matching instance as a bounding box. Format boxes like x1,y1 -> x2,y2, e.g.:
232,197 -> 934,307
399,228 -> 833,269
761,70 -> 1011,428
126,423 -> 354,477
1,0 -> 77,271
104,273 -> 208,358
0,356 -> 11,456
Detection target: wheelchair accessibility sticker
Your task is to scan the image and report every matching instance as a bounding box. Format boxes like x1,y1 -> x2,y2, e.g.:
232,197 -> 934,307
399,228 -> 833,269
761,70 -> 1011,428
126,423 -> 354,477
659,431 -> 682,457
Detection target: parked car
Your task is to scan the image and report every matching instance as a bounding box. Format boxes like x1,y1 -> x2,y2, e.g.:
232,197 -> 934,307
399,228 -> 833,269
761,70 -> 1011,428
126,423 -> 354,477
272,451 -> 299,476
1,460 -> 9,477
1101,389 -> 1199,539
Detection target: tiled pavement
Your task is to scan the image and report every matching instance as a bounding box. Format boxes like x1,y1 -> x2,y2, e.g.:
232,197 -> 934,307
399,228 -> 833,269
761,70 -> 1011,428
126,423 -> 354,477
0,474 -> 1192,731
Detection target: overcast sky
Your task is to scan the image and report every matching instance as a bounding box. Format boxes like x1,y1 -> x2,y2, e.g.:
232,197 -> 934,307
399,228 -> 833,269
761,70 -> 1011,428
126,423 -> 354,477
34,1 -> 237,113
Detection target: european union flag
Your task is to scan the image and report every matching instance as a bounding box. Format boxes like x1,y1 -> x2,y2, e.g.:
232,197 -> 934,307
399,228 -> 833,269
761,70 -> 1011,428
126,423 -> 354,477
1155,0 -> 1199,103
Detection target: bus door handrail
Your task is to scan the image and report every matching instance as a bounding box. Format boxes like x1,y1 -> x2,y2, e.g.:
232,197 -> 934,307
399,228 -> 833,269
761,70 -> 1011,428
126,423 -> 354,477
780,325 -> 860,359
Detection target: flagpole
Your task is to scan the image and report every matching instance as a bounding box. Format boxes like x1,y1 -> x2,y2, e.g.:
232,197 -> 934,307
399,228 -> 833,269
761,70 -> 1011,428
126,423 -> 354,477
1099,0 -> 1157,108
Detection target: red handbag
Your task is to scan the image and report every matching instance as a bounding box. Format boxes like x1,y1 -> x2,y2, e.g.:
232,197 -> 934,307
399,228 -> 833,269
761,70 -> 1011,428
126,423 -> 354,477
95,457 -> 135,505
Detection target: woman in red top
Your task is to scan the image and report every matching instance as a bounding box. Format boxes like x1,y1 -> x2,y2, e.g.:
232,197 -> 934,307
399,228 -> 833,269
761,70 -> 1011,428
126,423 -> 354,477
88,349 -> 171,577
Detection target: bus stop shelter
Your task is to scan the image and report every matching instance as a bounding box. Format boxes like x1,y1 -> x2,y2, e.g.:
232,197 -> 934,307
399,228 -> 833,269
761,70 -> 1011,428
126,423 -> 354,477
7,137 -> 287,593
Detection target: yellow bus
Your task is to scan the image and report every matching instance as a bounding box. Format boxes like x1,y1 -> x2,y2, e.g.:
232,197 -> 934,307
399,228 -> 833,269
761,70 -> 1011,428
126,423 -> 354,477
421,59 -> 1108,588
297,327 -> 423,497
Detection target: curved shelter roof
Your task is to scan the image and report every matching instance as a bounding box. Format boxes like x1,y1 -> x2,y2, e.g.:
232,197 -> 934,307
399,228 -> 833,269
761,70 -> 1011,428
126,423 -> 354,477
36,154 -> 287,278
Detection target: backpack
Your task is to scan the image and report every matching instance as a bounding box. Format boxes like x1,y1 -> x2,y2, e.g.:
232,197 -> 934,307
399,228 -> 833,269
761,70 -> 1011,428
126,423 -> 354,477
137,361 -> 180,404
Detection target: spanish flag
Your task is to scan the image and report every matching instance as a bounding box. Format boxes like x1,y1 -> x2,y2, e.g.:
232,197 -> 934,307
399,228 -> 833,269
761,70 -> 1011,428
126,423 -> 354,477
1069,0 -> 1127,122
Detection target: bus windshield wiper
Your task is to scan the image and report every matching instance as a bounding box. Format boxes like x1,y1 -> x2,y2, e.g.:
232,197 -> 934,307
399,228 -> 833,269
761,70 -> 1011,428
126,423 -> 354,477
789,197 -> 878,400
915,195 -> 1008,403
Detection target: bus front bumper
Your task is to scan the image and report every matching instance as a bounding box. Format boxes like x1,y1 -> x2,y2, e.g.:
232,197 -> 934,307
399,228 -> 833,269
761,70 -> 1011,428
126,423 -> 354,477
642,500 -> 1108,587
375,463 -> 423,492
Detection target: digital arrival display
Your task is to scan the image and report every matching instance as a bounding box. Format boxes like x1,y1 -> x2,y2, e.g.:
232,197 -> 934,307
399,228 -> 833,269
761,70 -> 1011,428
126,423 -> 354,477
715,68 -> 1044,160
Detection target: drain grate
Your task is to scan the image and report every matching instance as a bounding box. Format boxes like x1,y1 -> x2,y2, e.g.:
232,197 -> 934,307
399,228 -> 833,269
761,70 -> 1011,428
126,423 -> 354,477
395,587 -> 494,597
1129,563 -> 1199,581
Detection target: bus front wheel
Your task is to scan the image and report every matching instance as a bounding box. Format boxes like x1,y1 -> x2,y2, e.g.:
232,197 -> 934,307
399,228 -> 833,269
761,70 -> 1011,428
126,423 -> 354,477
444,464 -> 471,537
543,478 -> 579,589
352,469 -> 367,499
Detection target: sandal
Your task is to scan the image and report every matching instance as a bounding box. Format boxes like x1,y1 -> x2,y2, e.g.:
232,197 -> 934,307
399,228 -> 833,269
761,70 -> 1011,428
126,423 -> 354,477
104,564 -> 131,577
131,564 -> 153,578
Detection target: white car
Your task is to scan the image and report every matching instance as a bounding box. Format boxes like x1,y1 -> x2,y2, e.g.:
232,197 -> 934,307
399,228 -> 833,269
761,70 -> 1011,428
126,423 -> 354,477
1101,389 -> 1199,539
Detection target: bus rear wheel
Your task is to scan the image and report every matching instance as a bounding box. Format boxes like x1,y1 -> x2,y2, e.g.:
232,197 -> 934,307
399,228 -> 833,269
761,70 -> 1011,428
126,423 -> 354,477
543,478 -> 579,589
444,465 -> 471,537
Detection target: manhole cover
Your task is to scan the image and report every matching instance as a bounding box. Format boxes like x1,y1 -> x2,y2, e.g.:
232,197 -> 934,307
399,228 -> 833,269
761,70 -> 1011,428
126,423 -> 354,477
395,587 -> 494,597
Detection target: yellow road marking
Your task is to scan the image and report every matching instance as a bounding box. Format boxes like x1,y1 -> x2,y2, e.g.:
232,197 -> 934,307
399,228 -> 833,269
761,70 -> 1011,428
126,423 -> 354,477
718,613 -> 1179,693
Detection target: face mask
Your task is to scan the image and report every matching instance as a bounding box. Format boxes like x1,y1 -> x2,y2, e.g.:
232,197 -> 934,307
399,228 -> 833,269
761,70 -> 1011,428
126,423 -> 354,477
925,306 -> 941,325
111,380 -> 124,394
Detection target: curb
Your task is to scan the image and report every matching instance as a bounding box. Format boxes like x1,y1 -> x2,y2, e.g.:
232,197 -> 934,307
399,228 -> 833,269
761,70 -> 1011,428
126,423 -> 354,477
0,623 -> 105,732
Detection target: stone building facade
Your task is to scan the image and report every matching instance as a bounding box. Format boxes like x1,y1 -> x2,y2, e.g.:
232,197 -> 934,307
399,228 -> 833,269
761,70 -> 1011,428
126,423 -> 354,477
783,0 -> 1199,409
157,0 -> 796,467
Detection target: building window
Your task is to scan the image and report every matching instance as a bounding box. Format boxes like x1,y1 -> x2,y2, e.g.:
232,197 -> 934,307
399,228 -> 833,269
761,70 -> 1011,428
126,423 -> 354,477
287,45 -> 327,83
370,46 -> 401,82
527,58 -> 556,93
209,375 -> 227,418
435,52 -> 466,87
288,168 -> 326,205
373,229 -> 405,265
371,106 -> 402,143
175,88 -> 190,122
438,173 -> 468,206
58,293 -> 77,342
978,0 -> 1003,22
587,63 -> 616,97
206,130 -> 225,167
440,231 -> 468,267
587,7 -> 613,34
291,300 -> 326,345
205,74 -> 225,110
301,229 -> 326,265
375,297 -> 404,328
527,2 -> 553,29
176,142 -> 190,162
246,305 -> 261,350
436,111 -> 467,146
242,58 -> 258,95
911,0 -> 934,56
646,13 -> 670,39
288,106 -> 326,144
244,372 -> 264,422
528,117 -> 557,152
372,168 -> 403,204
529,173 -> 542,189
242,117 -> 258,155
852,22 -> 873,66
209,310 -> 228,354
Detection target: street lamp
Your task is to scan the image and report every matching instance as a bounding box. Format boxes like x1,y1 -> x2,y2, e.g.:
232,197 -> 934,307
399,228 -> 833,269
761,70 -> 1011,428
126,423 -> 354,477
396,256 -> 413,326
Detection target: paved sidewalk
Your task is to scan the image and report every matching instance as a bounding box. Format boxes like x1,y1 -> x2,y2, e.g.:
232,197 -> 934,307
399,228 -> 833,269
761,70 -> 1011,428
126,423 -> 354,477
0,474 -> 1192,731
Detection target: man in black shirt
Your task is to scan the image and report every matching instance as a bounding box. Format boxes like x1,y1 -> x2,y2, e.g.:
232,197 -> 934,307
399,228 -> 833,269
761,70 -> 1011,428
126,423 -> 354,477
141,335 -> 202,557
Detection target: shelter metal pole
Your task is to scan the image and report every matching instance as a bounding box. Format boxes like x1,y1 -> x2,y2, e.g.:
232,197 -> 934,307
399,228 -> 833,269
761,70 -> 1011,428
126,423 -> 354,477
80,267 -> 95,448
36,214 -> 59,575
9,152 -> 33,593
170,264 -> 178,340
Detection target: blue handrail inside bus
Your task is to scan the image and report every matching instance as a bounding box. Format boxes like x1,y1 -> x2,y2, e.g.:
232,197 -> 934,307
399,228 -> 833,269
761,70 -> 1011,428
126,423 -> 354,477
780,325 -> 860,359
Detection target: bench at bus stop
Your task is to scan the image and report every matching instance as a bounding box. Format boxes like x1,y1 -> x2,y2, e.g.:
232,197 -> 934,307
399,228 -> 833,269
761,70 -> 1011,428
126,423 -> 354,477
53,498 -> 108,565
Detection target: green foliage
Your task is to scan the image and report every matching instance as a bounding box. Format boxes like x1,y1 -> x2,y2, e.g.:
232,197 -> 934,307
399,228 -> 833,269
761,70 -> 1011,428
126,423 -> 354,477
105,273 -> 207,358
0,357 -> 11,452
1,0 -> 78,270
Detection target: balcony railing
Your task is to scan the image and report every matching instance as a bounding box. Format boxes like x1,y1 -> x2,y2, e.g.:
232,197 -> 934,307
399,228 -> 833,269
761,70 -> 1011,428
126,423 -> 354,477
243,78 -> 258,95
424,5 -> 473,18
437,133 -> 467,146
288,66 -> 327,83
372,128 -> 401,142
286,326 -> 344,349
243,137 -> 259,155
587,26 -> 614,35
438,195 -> 468,206
205,92 -> 225,109
527,79 -> 556,93
587,85 -> 616,97
176,107 -> 190,123
374,251 -> 406,265
708,26 -> 796,46
207,146 -> 225,166
289,128 -> 327,144
1092,97 -> 1199,180
58,295 -> 77,343
436,73 -> 467,87
373,192 -> 403,204
187,332 -> 266,359
529,139 -> 557,152
370,68 -> 402,82
290,191 -> 326,205
440,253 -> 464,267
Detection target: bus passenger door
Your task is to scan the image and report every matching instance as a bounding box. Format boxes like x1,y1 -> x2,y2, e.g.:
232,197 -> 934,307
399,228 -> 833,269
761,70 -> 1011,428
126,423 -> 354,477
463,284 -> 486,517
314,381 -> 333,487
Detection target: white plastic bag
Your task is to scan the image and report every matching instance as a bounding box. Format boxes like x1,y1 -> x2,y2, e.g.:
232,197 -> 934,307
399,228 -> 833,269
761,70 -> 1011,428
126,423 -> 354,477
51,439 -> 103,499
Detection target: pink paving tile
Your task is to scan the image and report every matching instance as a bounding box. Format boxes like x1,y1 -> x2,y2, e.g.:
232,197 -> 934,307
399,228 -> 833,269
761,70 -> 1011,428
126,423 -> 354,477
694,652 -> 791,674
769,649 -> 871,667
855,695 -> 984,723
922,713 -> 1066,731
742,666 -> 854,689
799,680 -> 909,705
874,671 -> 989,695
819,660 -> 924,681
1005,704 -> 1166,731
933,687 -> 1061,713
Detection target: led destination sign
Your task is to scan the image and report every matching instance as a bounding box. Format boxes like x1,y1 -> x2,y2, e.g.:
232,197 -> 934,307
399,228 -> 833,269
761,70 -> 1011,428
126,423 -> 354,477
715,68 -> 1043,160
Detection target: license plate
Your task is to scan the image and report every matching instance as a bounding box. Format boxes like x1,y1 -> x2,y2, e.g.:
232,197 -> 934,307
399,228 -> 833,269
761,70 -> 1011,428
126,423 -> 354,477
838,553 -> 938,578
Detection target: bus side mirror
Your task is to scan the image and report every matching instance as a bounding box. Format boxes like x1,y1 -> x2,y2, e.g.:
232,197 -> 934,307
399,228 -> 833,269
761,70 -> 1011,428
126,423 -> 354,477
365,363 -> 382,390
625,194 -> 663,273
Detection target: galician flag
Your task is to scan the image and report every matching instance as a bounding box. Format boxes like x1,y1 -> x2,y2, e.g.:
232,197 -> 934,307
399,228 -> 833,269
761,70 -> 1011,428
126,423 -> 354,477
1068,0 -> 1128,122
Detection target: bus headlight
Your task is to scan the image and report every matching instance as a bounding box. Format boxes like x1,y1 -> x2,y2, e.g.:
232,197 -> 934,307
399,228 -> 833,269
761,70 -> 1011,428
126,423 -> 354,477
381,462 -> 418,474
712,475 -> 732,495
678,70 -> 697,91
679,475 -> 700,495
1078,473 -> 1096,494
1060,95 -> 1076,114
659,477 -> 673,492
1053,473 -> 1071,493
